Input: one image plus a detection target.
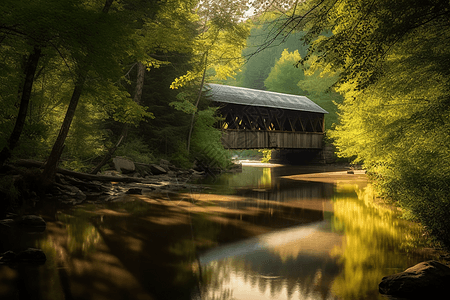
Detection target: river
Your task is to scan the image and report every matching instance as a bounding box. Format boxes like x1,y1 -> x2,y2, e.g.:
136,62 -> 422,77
0,163 -> 435,300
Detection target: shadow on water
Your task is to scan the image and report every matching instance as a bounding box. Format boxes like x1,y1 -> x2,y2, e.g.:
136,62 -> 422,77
0,164 -> 437,300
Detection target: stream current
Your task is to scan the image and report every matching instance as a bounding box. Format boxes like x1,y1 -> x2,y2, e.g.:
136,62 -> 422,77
0,163 -> 435,300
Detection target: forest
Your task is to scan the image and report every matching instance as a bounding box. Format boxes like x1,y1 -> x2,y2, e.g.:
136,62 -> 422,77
1,0 -> 450,247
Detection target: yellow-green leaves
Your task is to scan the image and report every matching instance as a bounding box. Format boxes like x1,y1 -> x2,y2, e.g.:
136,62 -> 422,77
264,48 -> 306,95
170,71 -> 201,90
170,3 -> 251,89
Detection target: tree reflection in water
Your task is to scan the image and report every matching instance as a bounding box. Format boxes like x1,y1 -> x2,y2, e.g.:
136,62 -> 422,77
330,183 -> 428,300
1,167 -> 434,300
197,183 -> 432,300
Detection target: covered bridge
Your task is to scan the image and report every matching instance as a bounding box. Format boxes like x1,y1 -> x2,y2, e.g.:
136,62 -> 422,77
205,83 -> 328,149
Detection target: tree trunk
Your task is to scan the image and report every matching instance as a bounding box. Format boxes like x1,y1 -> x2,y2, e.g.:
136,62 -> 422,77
41,0 -> 114,185
41,72 -> 86,184
187,53 -> 208,154
0,46 -> 41,166
90,61 -> 146,174
102,0 -> 114,14
133,61 -> 145,105
90,126 -> 127,174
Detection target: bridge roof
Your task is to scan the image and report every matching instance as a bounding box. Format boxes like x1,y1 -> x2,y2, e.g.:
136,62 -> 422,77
205,83 -> 328,114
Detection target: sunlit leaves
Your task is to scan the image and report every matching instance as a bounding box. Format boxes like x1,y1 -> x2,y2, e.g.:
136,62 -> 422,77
170,70 -> 201,90
135,0 -> 199,62
264,48 -> 306,95
274,0 -> 450,244
170,0 -> 251,89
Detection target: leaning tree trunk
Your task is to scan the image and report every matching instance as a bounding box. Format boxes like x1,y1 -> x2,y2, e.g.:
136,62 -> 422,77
187,53 -> 208,154
0,46 -> 41,166
41,72 -> 87,185
41,0 -> 115,185
90,61 -> 146,174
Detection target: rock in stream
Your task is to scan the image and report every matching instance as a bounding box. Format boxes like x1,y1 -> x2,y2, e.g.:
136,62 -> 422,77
379,260 -> 450,299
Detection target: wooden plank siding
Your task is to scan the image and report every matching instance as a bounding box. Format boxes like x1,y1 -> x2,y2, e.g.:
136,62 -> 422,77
221,130 -> 323,149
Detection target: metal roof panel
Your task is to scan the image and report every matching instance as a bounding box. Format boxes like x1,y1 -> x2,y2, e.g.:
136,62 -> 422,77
205,83 -> 328,114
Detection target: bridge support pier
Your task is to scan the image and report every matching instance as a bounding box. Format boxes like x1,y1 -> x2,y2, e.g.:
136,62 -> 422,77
270,149 -> 323,164
270,144 -> 336,165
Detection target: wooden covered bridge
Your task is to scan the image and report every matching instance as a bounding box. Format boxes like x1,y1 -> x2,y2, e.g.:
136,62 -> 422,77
205,84 -> 328,150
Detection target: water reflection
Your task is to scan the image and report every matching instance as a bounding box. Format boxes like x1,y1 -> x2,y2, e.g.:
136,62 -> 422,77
0,166 -> 434,300
197,223 -> 341,300
196,176 -> 431,300
56,212 -> 101,256
330,184 -> 427,300
200,166 -> 275,193
198,166 -> 335,217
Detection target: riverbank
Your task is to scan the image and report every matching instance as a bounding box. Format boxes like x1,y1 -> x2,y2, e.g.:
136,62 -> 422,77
0,157 -> 242,216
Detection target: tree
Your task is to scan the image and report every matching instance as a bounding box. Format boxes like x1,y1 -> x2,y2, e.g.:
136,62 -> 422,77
264,48 -> 307,95
297,55 -> 342,131
0,46 -> 41,165
41,0 -> 160,183
169,0 -> 251,158
273,0 -> 450,244
0,0 -> 86,166
232,19 -> 308,90
264,49 -> 342,131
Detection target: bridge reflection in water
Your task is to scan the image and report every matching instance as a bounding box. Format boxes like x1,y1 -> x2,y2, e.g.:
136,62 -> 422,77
197,165 -> 335,221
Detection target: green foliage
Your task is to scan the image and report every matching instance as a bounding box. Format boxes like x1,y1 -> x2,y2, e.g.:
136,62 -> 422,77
115,138 -> 155,164
298,59 -> 343,131
169,0 -> 251,89
230,149 -> 262,159
258,149 -> 272,163
0,0 -> 257,174
217,20 -> 308,90
168,144 -> 192,169
135,51 -> 194,166
190,107 -> 231,169
264,49 -> 342,132
169,92 -> 197,114
0,176 -> 20,204
281,0 -> 450,245
264,49 -> 307,95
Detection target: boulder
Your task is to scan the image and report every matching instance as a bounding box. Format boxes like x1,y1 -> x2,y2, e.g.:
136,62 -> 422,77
15,248 -> 47,263
125,188 -> 142,195
134,163 -> 153,177
54,184 -> 86,204
0,215 -> 46,233
159,159 -> 179,172
0,248 -> 46,265
0,251 -> 16,263
150,164 -> 167,175
102,170 -> 121,176
379,260 -> 450,299
17,215 -> 46,232
112,157 -> 135,174
159,159 -> 170,167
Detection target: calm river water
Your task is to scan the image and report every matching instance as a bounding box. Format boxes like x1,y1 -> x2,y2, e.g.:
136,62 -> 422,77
0,163 -> 435,300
